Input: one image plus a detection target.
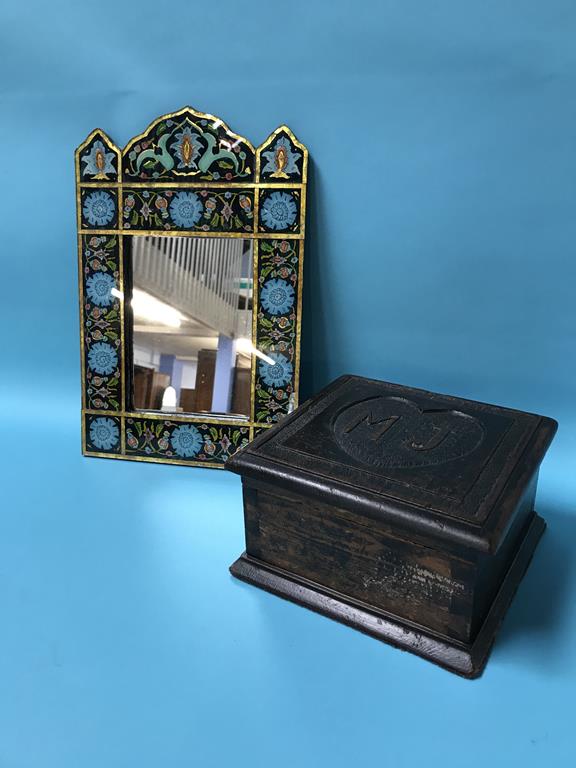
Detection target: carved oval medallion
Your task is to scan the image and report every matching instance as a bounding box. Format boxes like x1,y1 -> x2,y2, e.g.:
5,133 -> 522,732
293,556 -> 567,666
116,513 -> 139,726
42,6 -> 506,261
333,396 -> 485,469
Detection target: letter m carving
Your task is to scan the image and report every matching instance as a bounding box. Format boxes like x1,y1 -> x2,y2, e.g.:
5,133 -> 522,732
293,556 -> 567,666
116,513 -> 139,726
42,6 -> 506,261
344,413 -> 401,442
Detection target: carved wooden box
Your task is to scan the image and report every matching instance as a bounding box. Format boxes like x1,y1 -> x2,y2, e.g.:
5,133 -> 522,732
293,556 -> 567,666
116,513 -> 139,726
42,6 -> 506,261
227,375 -> 557,677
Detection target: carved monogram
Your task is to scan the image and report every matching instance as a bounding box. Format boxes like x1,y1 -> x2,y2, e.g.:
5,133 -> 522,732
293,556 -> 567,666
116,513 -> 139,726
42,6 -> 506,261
333,396 -> 485,469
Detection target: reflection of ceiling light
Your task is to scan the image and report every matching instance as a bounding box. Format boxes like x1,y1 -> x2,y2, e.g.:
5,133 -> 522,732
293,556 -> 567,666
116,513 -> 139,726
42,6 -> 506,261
236,337 -> 275,365
131,289 -> 183,328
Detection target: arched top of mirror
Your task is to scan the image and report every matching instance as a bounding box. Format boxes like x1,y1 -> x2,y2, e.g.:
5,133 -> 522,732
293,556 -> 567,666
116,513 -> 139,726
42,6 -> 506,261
76,106 -> 308,187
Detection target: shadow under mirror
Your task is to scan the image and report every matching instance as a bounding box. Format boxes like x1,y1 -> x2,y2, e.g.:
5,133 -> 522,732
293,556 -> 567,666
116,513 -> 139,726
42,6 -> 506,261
128,235 -> 253,419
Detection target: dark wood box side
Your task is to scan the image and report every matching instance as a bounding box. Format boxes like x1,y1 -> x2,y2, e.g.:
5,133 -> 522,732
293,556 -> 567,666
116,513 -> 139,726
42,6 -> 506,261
240,468 -> 543,646
241,477 -> 478,643
470,473 -> 539,636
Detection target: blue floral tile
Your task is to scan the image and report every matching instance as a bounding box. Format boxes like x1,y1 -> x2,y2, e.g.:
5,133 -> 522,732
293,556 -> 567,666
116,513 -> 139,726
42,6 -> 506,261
80,188 -> 118,229
169,191 -> 204,228
85,272 -> 116,307
260,278 -> 295,316
258,352 -> 293,388
87,342 -> 118,376
259,190 -> 300,233
85,414 -> 121,454
171,424 -> 203,458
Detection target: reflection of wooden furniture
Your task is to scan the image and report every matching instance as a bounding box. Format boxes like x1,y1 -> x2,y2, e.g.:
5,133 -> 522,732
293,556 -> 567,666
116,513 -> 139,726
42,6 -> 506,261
134,365 -> 153,409
150,372 -> 170,410
133,365 -> 170,410
232,366 -> 251,416
195,349 -> 217,412
180,388 -> 197,413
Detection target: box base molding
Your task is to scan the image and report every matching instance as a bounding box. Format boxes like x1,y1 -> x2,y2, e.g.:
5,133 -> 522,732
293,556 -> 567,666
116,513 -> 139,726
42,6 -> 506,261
230,513 -> 545,679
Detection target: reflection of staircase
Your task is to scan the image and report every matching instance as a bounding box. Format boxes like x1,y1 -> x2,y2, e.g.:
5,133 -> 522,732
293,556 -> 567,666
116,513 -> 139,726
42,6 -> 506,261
132,236 -> 249,338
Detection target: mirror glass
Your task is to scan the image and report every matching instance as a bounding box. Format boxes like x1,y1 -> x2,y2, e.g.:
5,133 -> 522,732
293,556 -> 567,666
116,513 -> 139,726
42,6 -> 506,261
129,235 -> 253,419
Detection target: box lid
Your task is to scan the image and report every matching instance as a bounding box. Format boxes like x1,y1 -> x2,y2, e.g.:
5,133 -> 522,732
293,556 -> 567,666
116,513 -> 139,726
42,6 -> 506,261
227,376 -> 557,554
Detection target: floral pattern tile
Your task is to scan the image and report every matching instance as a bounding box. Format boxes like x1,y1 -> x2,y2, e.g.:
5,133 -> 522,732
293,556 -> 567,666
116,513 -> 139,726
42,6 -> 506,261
80,188 -> 118,229
85,414 -> 121,454
123,188 -> 254,233
258,190 -> 300,233
124,419 -> 249,463
260,277 -> 295,316
82,235 -> 122,410
254,239 -> 300,423
85,272 -> 116,307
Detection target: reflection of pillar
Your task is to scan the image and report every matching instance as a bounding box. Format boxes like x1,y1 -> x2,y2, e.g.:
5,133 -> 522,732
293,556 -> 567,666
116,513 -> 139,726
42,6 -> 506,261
211,334 -> 235,413
159,354 -> 184,402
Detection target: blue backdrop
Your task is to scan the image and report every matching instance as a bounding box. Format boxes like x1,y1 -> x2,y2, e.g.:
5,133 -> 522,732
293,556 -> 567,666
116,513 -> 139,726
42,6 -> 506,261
1,1 -> 575,766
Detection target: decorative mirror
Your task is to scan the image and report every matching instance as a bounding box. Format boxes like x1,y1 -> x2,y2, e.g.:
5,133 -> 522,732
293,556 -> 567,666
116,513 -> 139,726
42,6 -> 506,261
75,107 -> 308,467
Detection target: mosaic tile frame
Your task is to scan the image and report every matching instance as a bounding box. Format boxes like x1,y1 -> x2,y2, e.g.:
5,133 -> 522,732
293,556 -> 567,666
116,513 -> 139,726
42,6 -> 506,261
76,107 -> 308,468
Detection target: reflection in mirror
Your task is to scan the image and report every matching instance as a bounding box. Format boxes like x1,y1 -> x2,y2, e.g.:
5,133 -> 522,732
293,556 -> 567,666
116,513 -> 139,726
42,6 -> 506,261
129,235 -> 253,419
